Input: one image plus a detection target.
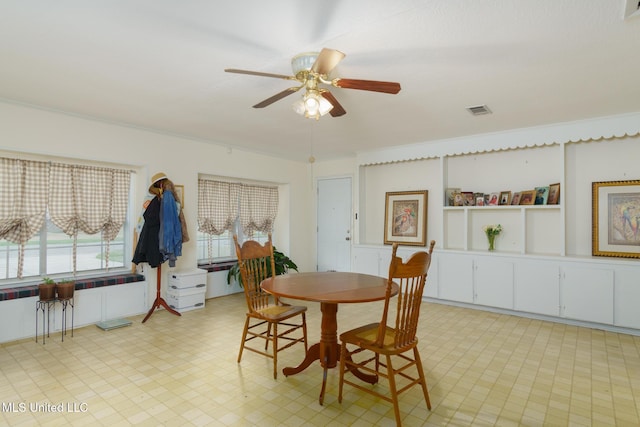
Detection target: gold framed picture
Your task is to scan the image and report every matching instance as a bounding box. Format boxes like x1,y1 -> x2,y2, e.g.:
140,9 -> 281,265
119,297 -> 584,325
592,179 -> 640,258
174,184 -> 184,206
519,190 -> 536,205
548,183 -> 561,204
384,190 -> 428,246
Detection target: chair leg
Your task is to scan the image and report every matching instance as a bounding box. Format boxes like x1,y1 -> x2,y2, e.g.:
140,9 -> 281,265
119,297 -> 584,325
413,347 -> 431,410
265,322 -> 272,351
237,316 -> 250,363
301,312 -> 308,351
272,322 -> 278,379
338,342 -> 347,403
386,354 -> 403,427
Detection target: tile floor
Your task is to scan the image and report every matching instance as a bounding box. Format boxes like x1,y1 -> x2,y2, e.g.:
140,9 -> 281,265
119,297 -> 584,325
1,293 -> 639,426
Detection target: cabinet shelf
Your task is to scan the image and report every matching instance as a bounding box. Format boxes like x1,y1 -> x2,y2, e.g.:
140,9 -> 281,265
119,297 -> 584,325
444,205 -> 560,211
441,145 -> 564,256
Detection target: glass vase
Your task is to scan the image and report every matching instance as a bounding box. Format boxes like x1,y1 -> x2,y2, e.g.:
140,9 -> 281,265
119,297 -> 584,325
487,234 -> 496,251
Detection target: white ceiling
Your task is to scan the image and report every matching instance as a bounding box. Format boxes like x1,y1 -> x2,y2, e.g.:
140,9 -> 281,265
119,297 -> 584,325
1,1 -> 639,162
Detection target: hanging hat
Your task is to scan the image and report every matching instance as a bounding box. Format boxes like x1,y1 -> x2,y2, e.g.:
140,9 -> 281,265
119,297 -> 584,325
148,172 -> 168,194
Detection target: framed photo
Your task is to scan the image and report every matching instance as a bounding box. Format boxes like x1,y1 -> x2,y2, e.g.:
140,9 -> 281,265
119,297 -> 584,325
499,191 -> 512,205
462,191 -> 475,206
445,188 -> 461,206
174,184 -> 185,206
519,190 -> 535,205
384,190 -> 428,246
452,191 -> 464,206
534,186 -> 549,205
475,196 -> 485,206
592,179 -> 640,258
511,192 -> 521,205
548,183 -> 561,204
488,192 -> 500,206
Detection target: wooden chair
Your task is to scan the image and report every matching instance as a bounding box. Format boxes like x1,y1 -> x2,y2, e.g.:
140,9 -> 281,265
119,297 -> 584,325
338,241 -> 436,426
233,234 -> 308,379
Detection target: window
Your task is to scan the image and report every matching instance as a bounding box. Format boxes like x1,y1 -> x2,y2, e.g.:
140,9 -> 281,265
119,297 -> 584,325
0,156 -> 132,286
196,226 -> 269,265
197,177 -> 277,264
0,214 -> 128,282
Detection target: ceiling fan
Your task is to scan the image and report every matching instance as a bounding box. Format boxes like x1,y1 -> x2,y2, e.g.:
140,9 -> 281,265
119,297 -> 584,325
225,48 -> 401,120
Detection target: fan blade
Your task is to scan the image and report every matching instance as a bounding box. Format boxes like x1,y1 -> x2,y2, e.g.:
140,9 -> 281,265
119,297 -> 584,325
225,68 -> 295,80
311,48 -> 345,75
321,91 -> 346,117
333,78 -> 401,94
253,86 -> 303,108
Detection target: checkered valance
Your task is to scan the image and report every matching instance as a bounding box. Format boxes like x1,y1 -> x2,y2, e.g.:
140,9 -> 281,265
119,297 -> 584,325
0,158 -> 49,278
198,178 -> 278,237
49,163 -> 131,274
0,157 -> 131,278
238,183 -> 279,236
197,180 -> 240,235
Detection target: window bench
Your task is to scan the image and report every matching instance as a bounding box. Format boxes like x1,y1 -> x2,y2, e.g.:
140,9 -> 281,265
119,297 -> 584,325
0,273 -> 147,344
0,273 -> 145,301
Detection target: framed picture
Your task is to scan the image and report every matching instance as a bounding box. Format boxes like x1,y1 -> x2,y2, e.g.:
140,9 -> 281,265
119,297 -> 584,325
475,196 -> 485,206
174,184 -> 185,206
499,191 -> 512,205
548,183 -> 561,204
592,179 -> 640,258
453,191 -> 464,206
384,190 -> 428,246
445,188 -> 461,206
519,190 -> 535,205
511,192 -> 521,205
534,186 -> 549,205
488,192 -> 500,206
462,191 -> 475,206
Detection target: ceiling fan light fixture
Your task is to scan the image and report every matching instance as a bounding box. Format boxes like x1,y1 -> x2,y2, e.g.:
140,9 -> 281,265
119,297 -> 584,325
291,52 -> 319,75
292,91 -> 333,120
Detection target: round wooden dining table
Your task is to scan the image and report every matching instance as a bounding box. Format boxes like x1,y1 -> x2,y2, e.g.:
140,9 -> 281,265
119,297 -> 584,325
261,271 -> 398,404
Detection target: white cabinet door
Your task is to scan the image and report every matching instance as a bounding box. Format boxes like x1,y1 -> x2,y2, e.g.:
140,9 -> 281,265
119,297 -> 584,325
561,266 -> 613,324
424,256 -> 438,298
352,247 -> 382,276
474,257 -> 514,309
614,267 -> 640,329
438,253 -> 474,303
515,260 -> 560,316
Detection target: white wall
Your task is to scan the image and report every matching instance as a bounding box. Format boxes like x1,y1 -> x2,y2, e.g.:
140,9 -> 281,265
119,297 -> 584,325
0,100 -> 313,306
565,138 -> 640,256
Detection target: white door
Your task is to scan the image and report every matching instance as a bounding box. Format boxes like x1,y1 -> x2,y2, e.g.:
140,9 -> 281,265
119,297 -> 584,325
317,177 -> 352,272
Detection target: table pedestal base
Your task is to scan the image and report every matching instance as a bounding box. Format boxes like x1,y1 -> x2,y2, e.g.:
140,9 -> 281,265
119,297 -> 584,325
282,302 -> 378,405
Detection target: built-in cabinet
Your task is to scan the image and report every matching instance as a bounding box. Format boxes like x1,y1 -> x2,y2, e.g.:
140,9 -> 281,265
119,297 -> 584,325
353,246 -> 640,333
353,135 -> 640,336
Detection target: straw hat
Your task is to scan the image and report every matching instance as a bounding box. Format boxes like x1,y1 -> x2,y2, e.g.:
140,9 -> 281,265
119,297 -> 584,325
148,172 -> 168,194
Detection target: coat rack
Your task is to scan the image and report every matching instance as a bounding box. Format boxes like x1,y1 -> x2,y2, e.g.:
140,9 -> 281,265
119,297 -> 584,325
142,263 -> 181,323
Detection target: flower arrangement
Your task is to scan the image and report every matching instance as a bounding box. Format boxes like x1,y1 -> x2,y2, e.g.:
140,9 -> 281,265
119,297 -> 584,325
483,224 -> 502,251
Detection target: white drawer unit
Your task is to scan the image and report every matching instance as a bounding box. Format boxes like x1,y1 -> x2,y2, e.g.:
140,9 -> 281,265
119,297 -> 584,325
167,269 -> 207,313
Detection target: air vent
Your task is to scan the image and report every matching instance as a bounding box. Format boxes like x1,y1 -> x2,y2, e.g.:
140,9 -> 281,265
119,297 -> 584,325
466,105 -> 492,116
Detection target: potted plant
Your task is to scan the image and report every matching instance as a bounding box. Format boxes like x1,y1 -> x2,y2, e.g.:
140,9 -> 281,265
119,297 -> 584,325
38,277 -> 56,301
227,246 -> 298,287
56,278 -> 75,300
